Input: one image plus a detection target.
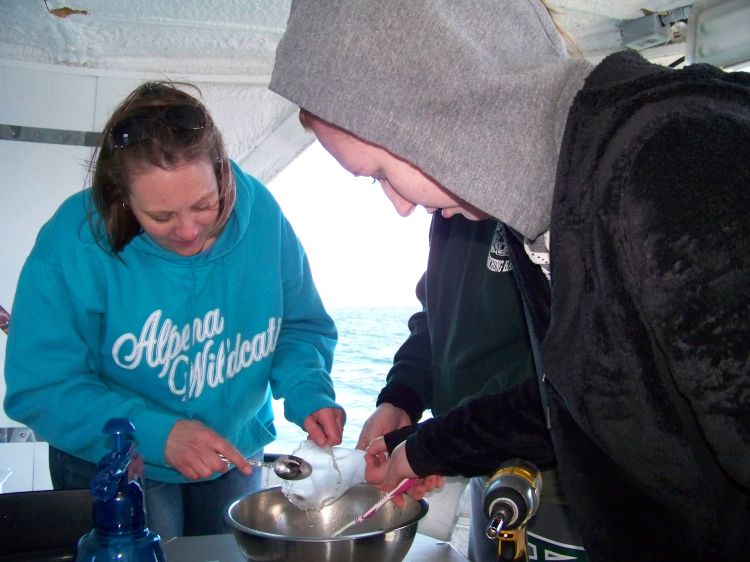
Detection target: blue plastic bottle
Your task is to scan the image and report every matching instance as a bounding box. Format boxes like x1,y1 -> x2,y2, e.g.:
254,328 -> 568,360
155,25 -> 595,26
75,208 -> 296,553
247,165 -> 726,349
75,418 -> 166,562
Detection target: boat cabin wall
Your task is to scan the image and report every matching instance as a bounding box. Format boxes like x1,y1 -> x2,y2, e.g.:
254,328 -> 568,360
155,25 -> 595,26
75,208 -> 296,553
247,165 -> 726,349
0,61 -> 152,491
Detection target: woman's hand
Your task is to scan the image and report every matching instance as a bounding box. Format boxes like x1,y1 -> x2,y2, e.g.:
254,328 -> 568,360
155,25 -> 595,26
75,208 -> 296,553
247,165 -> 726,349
303,407 -> 345,446
164,419 -> 252,480
355,403 -> 412,451
365,439 -> 444,507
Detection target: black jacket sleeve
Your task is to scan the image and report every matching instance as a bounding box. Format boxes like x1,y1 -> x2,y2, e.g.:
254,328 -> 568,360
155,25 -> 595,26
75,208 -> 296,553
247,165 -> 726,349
403,376 -> 555,478
375,272 -> 432,422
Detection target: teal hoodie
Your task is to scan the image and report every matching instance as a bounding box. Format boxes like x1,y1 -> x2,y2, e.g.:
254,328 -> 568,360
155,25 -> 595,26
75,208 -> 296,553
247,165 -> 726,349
4,161 -> 339,483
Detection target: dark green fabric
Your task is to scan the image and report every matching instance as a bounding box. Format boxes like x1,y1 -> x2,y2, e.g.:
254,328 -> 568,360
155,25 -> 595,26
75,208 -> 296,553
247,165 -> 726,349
377,214 -> 534,421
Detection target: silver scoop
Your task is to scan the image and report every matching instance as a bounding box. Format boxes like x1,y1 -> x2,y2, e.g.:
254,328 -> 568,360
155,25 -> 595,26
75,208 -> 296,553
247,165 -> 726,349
218,453 -> 312,481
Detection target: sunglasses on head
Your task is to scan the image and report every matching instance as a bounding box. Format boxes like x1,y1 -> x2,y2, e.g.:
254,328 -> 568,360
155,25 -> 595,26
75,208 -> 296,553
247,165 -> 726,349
109,105 -> 206,148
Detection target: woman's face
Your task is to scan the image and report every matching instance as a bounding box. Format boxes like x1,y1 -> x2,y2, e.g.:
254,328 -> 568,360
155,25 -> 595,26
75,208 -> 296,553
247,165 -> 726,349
308,118 -> 489,220
126,158 -> 220,256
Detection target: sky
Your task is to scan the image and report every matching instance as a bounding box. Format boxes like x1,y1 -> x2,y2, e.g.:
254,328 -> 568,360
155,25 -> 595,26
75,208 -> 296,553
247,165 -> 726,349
267,141 -> 434,309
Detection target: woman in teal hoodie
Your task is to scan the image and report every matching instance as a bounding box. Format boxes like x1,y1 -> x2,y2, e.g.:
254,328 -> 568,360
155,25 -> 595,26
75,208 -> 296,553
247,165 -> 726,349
3,81 -> 343,538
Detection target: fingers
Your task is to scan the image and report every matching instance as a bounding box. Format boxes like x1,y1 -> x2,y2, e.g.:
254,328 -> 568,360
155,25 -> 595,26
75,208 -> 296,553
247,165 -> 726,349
363,442 -> 442,510
303,414 -> 326,446
217,449 -> 253,476
304,407 -> 345,446
164,419 -> 250,480
379,443 -> 419,492
356,404 -> 412,451
364,449 -> 389,484
356,416 -> 384,451
364,436 -> 390,483
425,474 -> 445,490
329,408 -> 345,443
365,436 -> 387,455
364,438 -> 403,487
355,431 -> 369,451
390,492 -> 408,508
405,475 -> 443,500
175,452 -> 222,481
199,452 -> 231,479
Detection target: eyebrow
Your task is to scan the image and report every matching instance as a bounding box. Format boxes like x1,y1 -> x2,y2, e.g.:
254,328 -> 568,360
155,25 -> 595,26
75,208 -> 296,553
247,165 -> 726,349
191,195 -> 218,206
142,194 -> 217,215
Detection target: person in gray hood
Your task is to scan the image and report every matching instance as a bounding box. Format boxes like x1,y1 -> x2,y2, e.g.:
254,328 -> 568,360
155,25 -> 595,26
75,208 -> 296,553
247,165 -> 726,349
270,1 -> 750,561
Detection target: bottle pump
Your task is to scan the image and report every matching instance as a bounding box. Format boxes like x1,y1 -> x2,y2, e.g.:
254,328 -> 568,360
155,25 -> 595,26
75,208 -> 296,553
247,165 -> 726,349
482,459 -> 542,562
75,418 -> 166,562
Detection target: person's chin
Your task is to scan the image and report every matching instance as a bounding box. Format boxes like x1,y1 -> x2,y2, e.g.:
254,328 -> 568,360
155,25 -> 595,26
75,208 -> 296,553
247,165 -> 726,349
445,207 -> 489,221
171,240 -> 203,256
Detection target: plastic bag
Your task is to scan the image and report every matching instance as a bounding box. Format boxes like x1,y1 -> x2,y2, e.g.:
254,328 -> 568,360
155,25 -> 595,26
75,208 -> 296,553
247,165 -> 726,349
282,440 -> 366,510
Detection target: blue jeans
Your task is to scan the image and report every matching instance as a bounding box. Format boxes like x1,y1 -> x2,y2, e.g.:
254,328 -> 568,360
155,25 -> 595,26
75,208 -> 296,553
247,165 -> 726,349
49,446 -> 263,539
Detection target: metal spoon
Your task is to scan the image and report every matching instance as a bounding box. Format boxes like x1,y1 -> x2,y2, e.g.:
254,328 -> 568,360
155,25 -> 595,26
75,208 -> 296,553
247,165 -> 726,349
218,453 -> 312,481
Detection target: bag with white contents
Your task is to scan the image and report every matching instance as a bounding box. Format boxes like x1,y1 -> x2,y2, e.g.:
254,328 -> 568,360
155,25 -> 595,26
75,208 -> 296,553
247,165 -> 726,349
281,440 -> 366,510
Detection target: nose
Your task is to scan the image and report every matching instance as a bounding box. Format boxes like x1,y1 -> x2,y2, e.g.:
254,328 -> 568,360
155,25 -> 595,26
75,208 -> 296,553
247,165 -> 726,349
175,215 -> 199,241
392,200 -> 416,217
380,183 -> 415,217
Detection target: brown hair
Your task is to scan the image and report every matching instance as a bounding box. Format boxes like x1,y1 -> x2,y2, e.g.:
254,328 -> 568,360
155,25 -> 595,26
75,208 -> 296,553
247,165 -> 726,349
88,81 -> 235,253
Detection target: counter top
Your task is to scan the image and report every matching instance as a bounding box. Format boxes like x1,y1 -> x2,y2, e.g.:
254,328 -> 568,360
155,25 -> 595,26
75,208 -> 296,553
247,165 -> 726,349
162,532 -> 468,561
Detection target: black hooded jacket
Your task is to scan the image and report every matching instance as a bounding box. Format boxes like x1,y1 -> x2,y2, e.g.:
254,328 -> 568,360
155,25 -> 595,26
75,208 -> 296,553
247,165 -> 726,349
404,51 -> 750,561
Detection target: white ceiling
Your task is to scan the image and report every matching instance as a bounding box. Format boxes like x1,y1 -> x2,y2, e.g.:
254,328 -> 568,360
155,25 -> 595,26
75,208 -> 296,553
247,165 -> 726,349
0,0 -> 291,76
0,0 -> 693,181
549,0 -> 692,63
0,0 -> 304,182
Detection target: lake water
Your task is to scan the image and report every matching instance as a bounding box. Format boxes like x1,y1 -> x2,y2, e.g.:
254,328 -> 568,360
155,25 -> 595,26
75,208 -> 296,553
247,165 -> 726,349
269,306 -> 417,453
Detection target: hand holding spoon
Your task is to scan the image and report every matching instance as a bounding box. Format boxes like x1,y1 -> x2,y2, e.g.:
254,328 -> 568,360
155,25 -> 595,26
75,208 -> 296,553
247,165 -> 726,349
218,453 -> 312,481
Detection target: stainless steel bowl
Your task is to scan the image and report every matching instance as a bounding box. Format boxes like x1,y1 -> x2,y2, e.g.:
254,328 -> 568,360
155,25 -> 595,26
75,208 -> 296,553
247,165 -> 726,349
225,484 -> 428,562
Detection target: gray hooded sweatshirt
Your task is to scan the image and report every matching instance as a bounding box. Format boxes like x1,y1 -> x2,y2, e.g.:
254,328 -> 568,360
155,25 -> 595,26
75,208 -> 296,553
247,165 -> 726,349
269,0 -> 593,240
271,3 -> 750,561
